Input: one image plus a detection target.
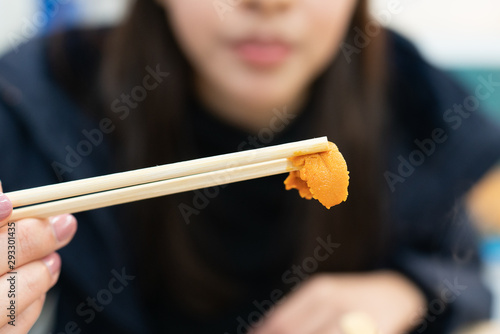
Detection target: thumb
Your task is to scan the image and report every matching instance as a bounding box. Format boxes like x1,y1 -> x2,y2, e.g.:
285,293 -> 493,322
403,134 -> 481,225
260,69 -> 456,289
0,180 -> 13,224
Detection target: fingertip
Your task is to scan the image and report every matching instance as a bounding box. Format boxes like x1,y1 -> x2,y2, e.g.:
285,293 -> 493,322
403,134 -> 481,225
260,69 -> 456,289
0,192 -> 13,222
49,214 -> 78,243
42,252 -> 61,281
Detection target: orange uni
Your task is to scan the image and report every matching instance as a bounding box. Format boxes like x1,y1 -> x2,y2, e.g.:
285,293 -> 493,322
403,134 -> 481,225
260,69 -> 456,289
284,141 -> 349,209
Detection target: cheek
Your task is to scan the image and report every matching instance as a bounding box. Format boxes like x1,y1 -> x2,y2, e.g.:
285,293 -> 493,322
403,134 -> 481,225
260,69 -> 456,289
302,0 -> 357,71
163,0 -> 220,65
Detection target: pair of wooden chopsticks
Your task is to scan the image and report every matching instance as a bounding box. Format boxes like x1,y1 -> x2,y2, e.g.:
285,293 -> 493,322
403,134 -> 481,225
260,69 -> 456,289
6,137 -> 329,221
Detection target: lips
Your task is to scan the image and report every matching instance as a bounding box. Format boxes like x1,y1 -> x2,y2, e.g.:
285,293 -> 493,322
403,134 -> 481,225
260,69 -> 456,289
232,38 -> 292,67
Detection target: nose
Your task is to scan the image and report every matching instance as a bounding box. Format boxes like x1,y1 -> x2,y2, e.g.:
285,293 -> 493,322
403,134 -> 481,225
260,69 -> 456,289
241,0 -> 293,15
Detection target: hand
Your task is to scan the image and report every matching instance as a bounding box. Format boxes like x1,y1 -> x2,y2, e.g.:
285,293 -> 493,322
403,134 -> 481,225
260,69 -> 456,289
250,271 -> 427,334
0,186 -> 77,333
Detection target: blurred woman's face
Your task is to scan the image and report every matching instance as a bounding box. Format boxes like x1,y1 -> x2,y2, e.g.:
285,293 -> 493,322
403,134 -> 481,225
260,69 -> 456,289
160,0 -> 357,128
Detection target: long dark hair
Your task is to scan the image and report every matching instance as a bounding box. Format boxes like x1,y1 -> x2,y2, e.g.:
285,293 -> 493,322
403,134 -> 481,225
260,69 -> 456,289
93,0 -> 390,318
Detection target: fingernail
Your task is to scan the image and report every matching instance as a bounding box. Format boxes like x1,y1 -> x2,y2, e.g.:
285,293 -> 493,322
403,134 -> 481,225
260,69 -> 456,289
43,253 -> 61,276
0,193 -> 13,221
50,214 -> 77,242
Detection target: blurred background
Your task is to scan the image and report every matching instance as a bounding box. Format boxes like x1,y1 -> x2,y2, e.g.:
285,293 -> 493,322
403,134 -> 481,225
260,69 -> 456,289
0,0 -> 499,332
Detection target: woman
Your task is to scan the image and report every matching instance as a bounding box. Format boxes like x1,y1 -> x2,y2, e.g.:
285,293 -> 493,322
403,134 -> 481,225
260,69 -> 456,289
0,0 -> 499,332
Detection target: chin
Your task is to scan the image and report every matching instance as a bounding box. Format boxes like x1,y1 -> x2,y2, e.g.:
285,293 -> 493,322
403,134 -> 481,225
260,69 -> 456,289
238,93 -> 292,111
230,81 -> 302,110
